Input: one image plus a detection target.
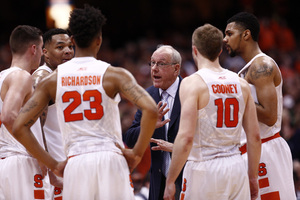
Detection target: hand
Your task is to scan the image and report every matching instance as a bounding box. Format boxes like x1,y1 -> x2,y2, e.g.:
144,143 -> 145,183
249,178 -> 259,200
150,138 -> 173,152
156,101 -> 170,129
52,159 -> 68,178
37,160 -> 47,178
48,170 -> 63,189
163,182 -> 176,200
116,143 -> 142,173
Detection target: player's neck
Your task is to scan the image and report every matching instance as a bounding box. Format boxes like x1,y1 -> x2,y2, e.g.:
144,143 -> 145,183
241,43 -> 262,63
10,56 -> 33,73
197,57 -> 223,72
74,45 -> 99,58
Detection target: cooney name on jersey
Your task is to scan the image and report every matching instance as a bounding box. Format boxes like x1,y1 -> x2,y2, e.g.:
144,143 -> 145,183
211,84 -> 237,94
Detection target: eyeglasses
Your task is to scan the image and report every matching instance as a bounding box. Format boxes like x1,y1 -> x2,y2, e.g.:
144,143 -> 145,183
148,61 -> 178,68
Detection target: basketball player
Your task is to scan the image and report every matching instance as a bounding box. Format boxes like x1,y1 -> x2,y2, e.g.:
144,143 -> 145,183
32,28 -> 74,199
224,12 -> 296,199
164,24 -> 261,200
0,25 -> 51,199
12,5 -> 158,200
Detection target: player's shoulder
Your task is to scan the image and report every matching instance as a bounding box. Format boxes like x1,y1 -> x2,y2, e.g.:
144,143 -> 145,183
36,70 -> 57,90
250,55 -> 277,73
32,69 -> 51,79
181,73 -> 206,92
7,68 -> 31,83
106,65 -> 134,80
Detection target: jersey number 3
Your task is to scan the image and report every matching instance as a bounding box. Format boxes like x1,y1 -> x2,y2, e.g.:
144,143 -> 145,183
62,90 -> 103,122
215,98 -> 239,128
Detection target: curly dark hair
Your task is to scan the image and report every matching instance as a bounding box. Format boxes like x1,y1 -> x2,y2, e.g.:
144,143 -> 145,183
68,4 -> 107,48
227,12 -> 260,42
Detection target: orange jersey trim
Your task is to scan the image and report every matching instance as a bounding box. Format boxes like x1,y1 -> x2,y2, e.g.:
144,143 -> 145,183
239,132 -> 281,155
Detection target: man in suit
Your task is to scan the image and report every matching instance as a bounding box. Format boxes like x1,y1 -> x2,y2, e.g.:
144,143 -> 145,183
124,45 -> 183,200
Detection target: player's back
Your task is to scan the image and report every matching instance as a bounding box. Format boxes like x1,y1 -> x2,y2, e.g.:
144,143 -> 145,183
0,67 -> 45,157
188,68 -> 245,162
56,57 -> 123,158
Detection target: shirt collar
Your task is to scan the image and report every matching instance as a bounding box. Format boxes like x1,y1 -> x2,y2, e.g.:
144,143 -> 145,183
159,76 -> 179,98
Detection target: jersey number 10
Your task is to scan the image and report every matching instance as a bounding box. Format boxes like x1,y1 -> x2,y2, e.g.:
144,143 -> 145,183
215,98 -> 239,128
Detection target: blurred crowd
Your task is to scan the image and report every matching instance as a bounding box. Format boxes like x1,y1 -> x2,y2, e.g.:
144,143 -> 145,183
0,15 -> 299,197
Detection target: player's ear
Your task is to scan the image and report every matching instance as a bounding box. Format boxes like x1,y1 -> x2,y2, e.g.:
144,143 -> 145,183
43,48 -> 47,56
243,29 -> 251,40
218,48 -> 223,57
70,36 -> 75,46
192,45 -> 198,56
97,34 -> 102,47
30,44 -> 37,55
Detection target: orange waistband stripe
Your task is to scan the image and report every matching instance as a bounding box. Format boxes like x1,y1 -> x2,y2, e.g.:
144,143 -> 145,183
239,132 -> 281,155
68,155 -> 78,159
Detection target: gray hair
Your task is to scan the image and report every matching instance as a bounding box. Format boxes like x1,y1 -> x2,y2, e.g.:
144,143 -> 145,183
156,44 -> 182,66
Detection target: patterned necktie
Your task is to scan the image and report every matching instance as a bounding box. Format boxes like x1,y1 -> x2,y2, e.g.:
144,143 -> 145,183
161,91 -> 171,177
161,91 -> 170,122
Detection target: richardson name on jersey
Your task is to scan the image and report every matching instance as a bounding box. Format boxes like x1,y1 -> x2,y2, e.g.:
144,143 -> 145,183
212,84 -> 237,94
61,75 -> 101,86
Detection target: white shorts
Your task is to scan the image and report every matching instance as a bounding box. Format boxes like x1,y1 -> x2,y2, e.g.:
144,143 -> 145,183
0,155 -> 51,200
181,154 -> 250,200
242,137 -> 296,200
63,151 -> 134,200
49,185 -> 63,200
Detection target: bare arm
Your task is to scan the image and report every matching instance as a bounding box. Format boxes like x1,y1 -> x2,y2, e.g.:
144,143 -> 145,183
241,78 -> 261,200
1,70 -> 33,133
104,66 -> 158,171
12,72 -> 63,175
164,77 -> 199,199
32,69 -> 50,88
247,58 -> 279,126
32,69 -> 51,128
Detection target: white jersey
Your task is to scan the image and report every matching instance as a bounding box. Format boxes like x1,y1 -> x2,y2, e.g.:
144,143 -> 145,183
0,67 -> 45,157
56,57 -> 123,157
32,65 -> 66,161
188,68 -> 245,162
238,53 -> 283,143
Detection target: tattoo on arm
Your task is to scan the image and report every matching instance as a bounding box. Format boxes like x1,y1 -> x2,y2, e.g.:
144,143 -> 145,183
21,100 -> 47,127
24,119 -> 35,127
21,100 -> 38,113
39,107 -> 48,127
249,64 -> 273,80
122,82 -> 146,103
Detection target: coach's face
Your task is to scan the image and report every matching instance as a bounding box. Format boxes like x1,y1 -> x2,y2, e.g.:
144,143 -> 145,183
150,48 -> 179,90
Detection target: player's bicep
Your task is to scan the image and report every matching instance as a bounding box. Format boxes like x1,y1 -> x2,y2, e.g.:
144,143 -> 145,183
17,88 -> 50,128
118,70 -> 155,110
249,62 -> 277,110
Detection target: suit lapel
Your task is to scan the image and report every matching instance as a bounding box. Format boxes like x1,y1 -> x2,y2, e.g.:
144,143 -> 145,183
150,87 -> 161,104
168,76 -> 182,129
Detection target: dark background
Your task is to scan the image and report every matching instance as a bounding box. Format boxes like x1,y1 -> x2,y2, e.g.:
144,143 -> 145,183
1,0 -> 300,195
0,0 -> 299,48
